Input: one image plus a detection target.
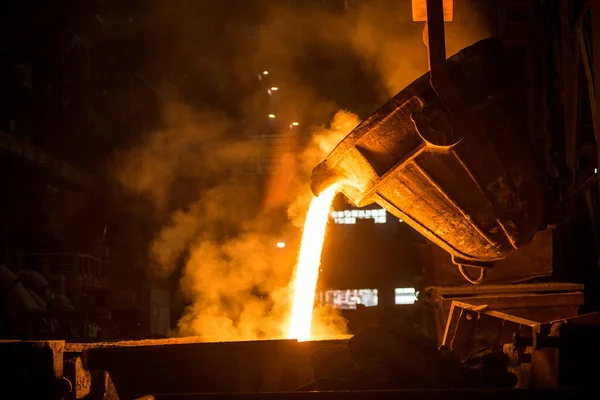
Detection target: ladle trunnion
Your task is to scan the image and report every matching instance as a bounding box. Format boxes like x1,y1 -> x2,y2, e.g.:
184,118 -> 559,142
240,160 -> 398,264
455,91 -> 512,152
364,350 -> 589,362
310,38 -> 547,284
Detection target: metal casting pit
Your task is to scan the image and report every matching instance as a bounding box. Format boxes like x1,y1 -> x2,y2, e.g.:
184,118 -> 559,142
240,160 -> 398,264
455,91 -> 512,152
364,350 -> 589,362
76,338 -> 349,399
71,322 -> 523,398
133,388 -> 585,399
311,38 -> 547,281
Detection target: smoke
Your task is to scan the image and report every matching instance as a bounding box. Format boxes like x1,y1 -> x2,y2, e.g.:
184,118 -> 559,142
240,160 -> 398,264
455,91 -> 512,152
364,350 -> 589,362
115,100 -> 263,278
116,84 -> 358,339
114,0 -> 489,341
350,0 -> 490,96
286,111 -> 361,229
176,232 -> 292,340
174,110 -> 360,340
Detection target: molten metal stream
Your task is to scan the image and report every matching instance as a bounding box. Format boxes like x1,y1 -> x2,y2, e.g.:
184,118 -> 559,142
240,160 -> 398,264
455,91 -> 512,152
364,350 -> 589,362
288,185 -> 337,341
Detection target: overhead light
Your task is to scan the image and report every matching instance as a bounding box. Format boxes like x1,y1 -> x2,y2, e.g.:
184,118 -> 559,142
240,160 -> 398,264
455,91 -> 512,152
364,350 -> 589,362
267,89 -> 272,95
270,86 -> 279,91
291,121 -> 299,126
268,114 -> 276,119
276,242 -> 286,248
263,70 -> 269,75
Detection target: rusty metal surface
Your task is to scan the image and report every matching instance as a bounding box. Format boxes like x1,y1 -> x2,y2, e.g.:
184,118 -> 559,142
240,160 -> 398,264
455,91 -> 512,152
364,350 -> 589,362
5,311 -> 595,397
440,302 -> 543,388
74,319 -> 513,398
444,302 -> 600,388
311,38 -> 547,275
81,338 -> 348,399
65,336 -> 208,352
426,282 -> 584,296
422,283 -> 583,344
441,302 -> 540,361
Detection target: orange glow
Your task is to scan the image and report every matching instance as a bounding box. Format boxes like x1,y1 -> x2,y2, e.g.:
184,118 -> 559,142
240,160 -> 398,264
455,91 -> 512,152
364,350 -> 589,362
262,151 -> 296,210
288,185 -> 337,341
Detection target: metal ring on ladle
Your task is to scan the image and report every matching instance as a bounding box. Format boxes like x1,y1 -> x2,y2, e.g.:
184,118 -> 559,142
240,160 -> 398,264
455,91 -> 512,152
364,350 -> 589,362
458,264 -> 487,285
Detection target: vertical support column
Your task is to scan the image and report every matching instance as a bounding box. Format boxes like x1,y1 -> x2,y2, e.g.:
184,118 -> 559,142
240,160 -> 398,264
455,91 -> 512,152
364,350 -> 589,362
425,0 -> 448,83
423,0 -> 465,115
561,1 -> 580,189
592,1 -> 600,200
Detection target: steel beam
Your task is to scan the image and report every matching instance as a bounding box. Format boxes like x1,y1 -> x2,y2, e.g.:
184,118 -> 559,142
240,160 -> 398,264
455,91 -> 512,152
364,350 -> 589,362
424,0 -> 465,115
592,0 -> 600,201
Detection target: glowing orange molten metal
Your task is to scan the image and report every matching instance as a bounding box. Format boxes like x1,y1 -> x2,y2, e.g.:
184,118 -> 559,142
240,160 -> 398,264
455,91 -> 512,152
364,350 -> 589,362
288,185 -> 337,341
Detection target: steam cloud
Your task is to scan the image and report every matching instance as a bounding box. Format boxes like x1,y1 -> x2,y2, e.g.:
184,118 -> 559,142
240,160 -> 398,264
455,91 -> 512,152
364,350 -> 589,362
115,0 -> 488,341
118,101 -> 358,340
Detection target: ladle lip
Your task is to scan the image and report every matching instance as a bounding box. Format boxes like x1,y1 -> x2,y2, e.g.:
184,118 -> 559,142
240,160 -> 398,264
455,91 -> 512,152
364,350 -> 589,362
310,160 -> 336,197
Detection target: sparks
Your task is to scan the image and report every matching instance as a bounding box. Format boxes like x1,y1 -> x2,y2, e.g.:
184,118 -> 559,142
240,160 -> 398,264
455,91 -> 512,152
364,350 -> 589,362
288,185 -> 337,341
